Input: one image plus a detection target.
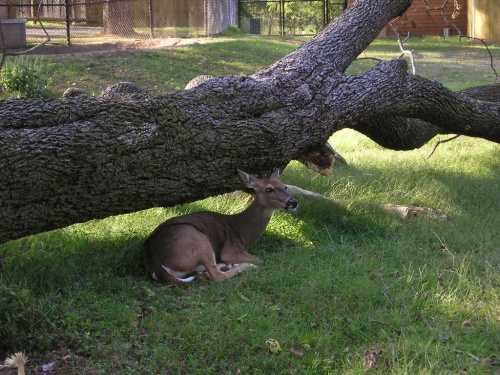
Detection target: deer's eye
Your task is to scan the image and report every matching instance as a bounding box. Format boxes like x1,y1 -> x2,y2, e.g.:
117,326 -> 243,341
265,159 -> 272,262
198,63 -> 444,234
265,187 -> 274,193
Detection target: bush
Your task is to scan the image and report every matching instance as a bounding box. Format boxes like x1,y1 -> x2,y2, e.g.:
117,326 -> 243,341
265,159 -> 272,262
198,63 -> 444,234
0,57 -> 50,98
223,25 -> 246,37
0,284 -> 36,352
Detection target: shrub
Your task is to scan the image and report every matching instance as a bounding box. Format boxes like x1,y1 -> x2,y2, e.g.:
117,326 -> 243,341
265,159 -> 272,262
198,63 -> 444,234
223,25 -> 246,37
0,56 -> 50,98
0,284 -> 36,352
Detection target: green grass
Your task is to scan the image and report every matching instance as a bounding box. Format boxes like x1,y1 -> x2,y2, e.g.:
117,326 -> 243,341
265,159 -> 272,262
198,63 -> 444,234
34,38 -> 300,98
3,36 -> 498,99
348,36 -> 499,91
0,36 -> 499,373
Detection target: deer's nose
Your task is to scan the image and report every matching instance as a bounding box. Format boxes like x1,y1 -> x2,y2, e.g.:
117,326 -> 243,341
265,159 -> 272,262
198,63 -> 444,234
288,199 -> 298,209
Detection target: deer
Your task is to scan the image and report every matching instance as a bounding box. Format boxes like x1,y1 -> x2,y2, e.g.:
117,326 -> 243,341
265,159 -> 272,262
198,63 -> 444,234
143,168 -> 298,284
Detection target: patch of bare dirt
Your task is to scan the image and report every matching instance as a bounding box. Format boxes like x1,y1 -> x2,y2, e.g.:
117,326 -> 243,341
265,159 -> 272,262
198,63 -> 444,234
24,37 -> 217,56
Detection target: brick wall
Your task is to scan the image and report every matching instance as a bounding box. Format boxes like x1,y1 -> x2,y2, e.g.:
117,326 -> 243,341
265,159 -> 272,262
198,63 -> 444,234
347,0 -> 468,37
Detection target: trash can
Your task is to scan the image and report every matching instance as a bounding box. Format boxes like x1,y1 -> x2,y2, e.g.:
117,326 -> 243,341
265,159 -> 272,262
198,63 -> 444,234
249,18 -> 261,35
0,19 -> 27,48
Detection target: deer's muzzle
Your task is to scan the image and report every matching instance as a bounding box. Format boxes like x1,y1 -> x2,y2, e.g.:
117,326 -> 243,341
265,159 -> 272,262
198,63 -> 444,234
287,198 -> 299,211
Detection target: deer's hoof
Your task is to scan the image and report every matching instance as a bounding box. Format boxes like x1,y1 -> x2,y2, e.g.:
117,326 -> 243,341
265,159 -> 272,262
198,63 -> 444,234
220,264 -> 232,272
239,263 -> 258,269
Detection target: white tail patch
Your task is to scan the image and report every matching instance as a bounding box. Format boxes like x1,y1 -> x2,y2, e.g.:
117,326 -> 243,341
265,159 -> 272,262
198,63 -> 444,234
162,265 -> 196,283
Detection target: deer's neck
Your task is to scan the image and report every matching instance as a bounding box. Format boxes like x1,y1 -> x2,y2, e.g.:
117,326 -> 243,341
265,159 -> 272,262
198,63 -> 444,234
231,201 -> 274,248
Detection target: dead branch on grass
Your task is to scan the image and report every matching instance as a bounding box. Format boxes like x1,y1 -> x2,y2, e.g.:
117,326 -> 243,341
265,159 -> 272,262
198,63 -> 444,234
286,185 -> 450,221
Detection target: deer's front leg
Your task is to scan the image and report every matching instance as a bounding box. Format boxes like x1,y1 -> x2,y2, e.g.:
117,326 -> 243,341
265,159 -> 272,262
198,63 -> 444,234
220,245 -> 259,265
203,262 -> 255,281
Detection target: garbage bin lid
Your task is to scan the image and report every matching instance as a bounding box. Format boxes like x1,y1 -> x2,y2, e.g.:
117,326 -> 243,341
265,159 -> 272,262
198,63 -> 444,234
1,19 -> 27,24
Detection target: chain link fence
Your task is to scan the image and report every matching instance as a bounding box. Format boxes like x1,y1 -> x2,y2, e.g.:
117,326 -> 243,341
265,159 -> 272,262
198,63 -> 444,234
239,0 -> 347,36
0,0 -> 237,48
0,0 -> 344,50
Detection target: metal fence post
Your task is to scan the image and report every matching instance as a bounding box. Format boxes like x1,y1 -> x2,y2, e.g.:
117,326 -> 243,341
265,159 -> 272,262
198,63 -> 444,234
325,0 -> 329,25
148,0 -> 154,38
280,0 -> 284,36
65,0 -> 71,46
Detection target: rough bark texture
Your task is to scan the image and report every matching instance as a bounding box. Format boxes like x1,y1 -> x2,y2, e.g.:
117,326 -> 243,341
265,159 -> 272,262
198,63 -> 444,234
102,0 -> 137,36
1,0 -> 499,244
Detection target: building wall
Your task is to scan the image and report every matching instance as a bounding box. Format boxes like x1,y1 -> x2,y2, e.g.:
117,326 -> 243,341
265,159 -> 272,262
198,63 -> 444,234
347,0 -> 468,38
468,0 -> 500,44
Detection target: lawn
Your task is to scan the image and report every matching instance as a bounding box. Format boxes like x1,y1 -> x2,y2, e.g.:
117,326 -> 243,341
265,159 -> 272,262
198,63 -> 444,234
0,36 -> 499,374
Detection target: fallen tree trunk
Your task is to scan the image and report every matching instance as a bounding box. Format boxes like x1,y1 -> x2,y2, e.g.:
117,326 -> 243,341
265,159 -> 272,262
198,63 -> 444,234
0,0 -> 499,244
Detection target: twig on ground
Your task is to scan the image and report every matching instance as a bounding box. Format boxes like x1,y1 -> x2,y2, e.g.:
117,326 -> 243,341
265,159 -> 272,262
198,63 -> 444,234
427,135 -> 460,158
433,231 -> 456,266
368,319 -> 403,334
453,349 -> 482,363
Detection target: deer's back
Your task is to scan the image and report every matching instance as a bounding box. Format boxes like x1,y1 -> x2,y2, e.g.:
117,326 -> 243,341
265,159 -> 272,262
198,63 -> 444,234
146,211 -> 240,255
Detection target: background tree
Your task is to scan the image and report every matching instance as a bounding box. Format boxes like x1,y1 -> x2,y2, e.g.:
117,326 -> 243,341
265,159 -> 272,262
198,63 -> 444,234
102,0 -> 136,36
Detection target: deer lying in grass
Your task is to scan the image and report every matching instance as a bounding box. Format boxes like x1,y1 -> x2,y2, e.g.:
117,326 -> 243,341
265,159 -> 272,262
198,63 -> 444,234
143,169 -> 298,283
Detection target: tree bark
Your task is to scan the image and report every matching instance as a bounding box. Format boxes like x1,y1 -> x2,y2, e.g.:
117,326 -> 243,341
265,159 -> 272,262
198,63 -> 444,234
1,0 -> 499,244
102,0 -> 136,36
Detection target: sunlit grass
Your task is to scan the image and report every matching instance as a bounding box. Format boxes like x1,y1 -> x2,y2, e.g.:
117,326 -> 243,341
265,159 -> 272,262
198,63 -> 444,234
28,39 -> 296,97
349,36 -> 500,91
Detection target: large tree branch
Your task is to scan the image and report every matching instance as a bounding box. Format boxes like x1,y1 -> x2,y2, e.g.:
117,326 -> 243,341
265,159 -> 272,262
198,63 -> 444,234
1,0 -> 499,244
336,61 -> 500,145
352,83 -> 500,150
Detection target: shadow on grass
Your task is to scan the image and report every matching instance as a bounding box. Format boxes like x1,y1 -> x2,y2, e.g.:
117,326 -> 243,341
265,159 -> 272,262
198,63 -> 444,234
1,148 -> 498,366
4,149 -> 498,294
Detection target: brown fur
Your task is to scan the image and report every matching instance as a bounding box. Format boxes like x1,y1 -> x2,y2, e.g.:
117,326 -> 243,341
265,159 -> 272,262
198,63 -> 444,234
143,169 -> 298,283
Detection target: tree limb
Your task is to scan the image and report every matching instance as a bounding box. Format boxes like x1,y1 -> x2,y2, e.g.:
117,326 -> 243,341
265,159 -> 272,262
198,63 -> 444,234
427,134 -> 460,158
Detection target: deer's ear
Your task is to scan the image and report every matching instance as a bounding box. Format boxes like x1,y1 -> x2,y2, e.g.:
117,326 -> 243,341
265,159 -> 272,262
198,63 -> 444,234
269,168 -> 280,180
237,169 -> 259,189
